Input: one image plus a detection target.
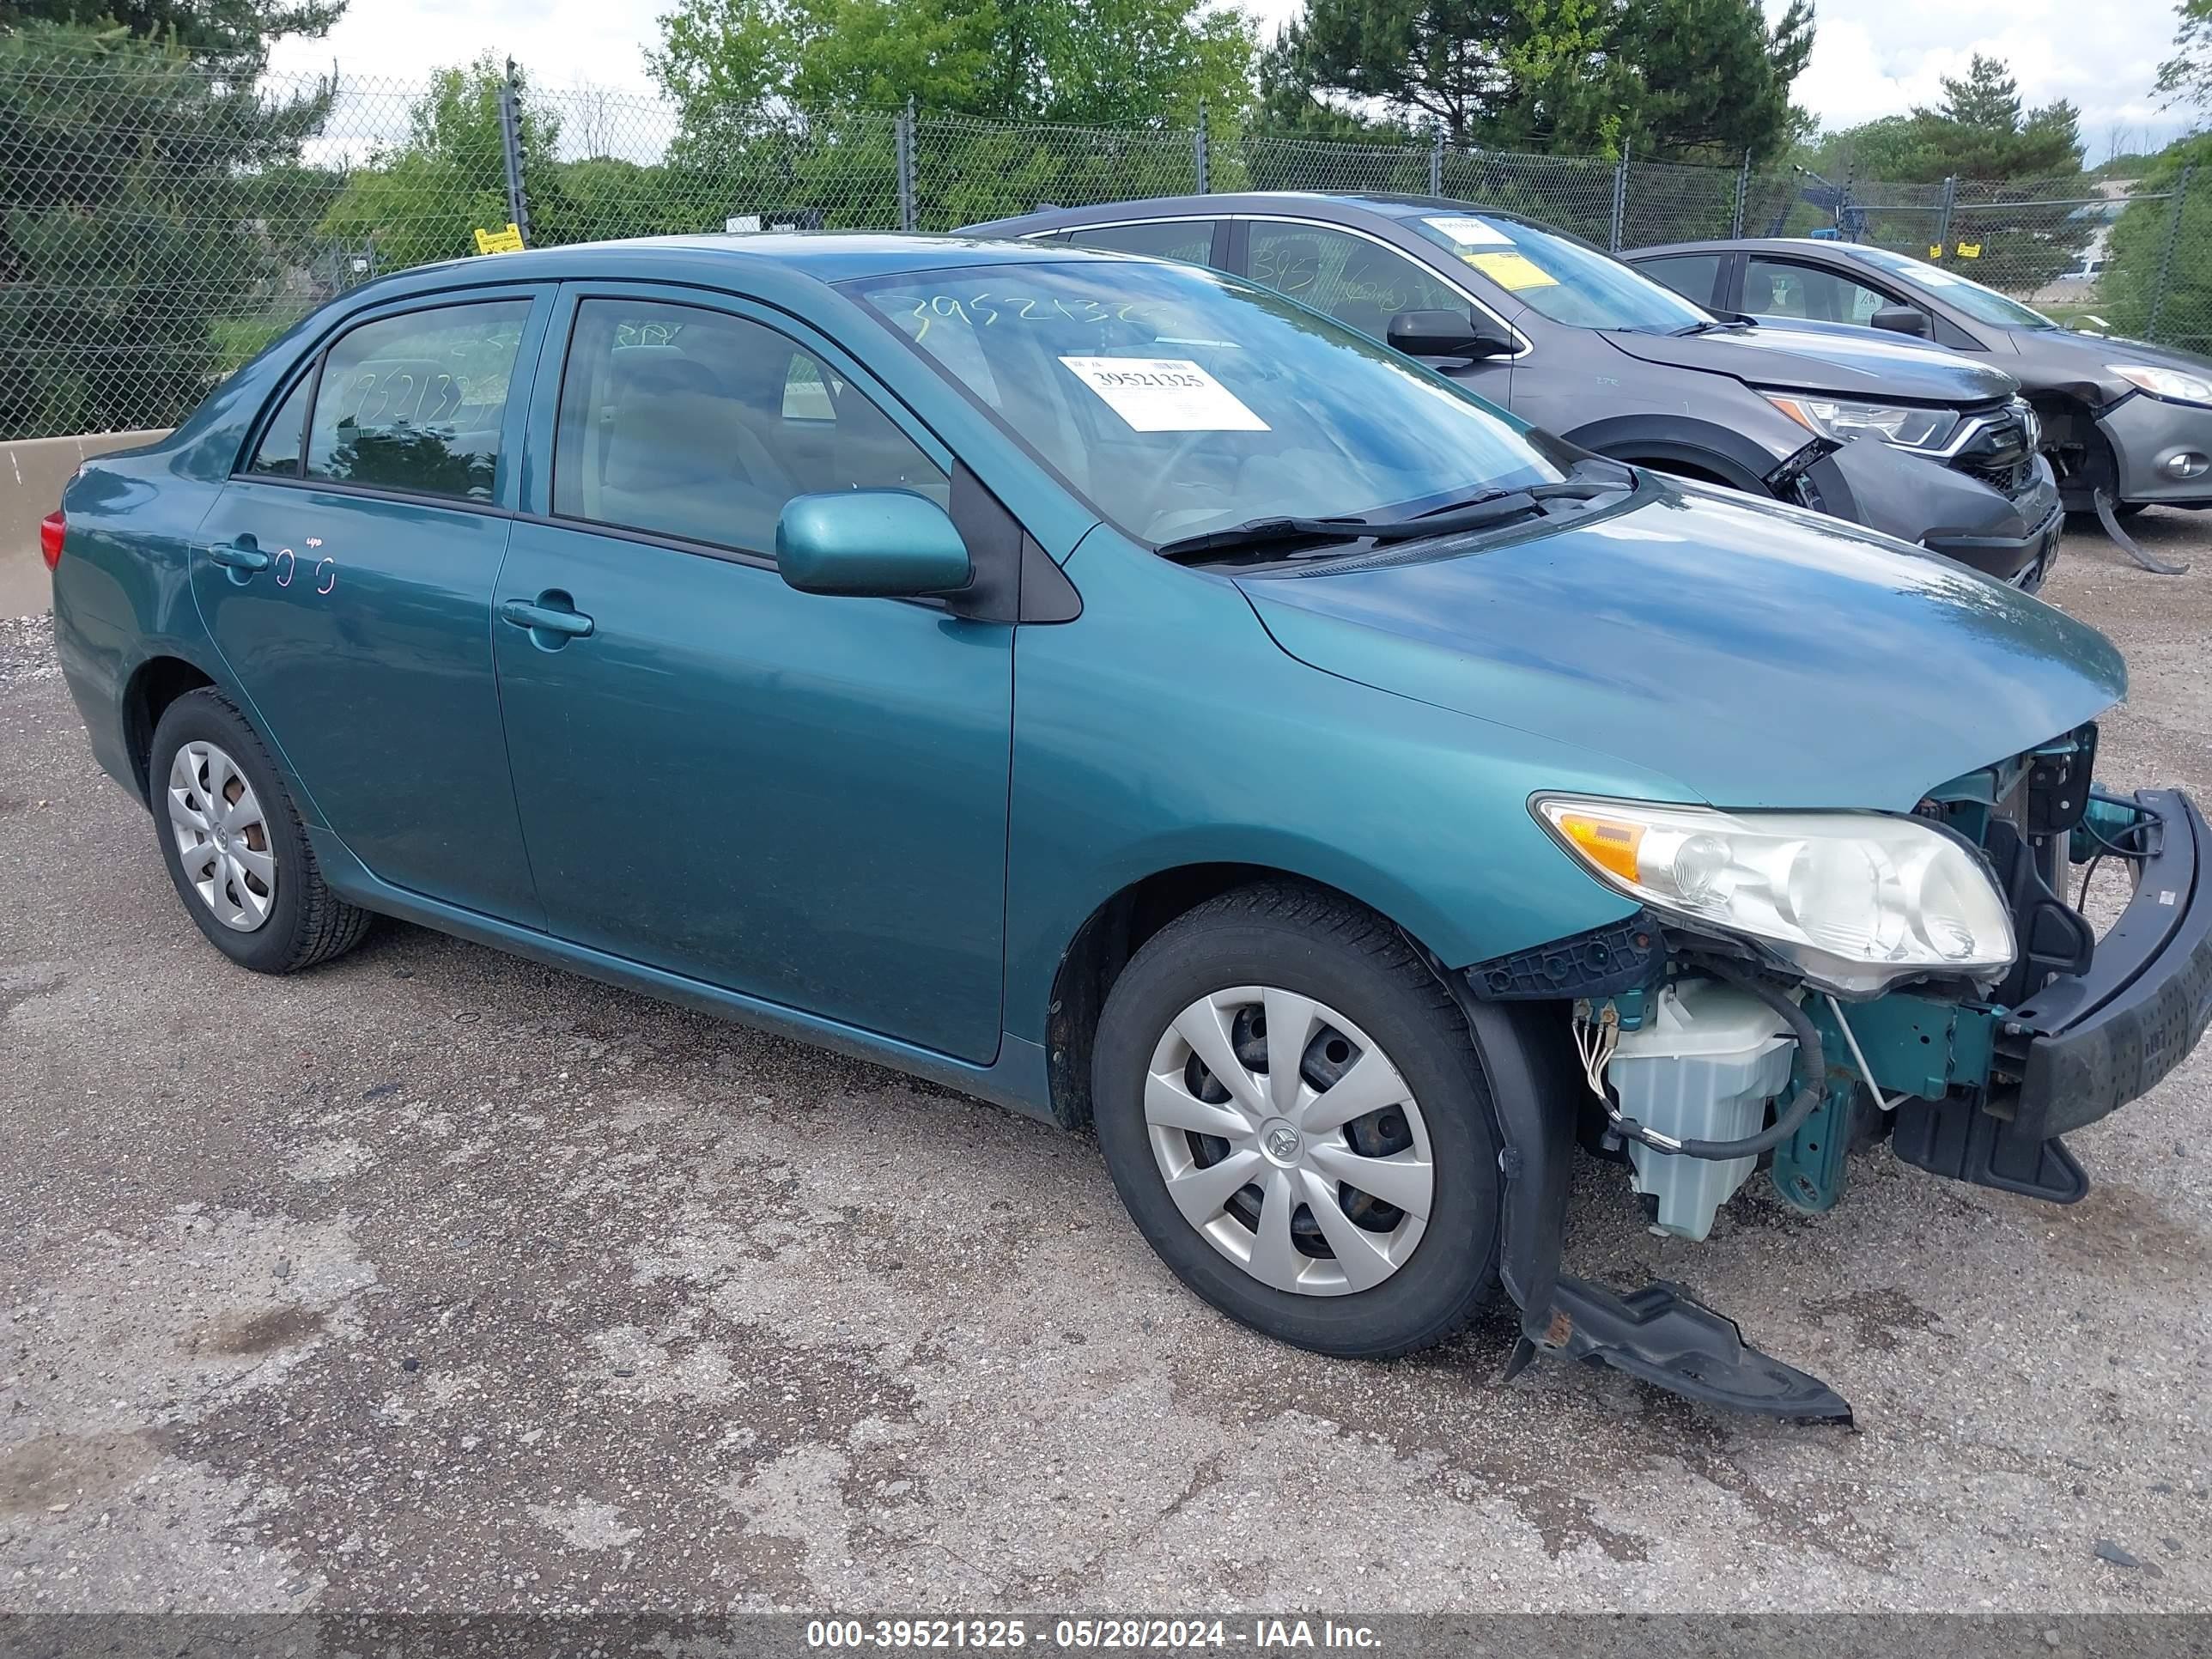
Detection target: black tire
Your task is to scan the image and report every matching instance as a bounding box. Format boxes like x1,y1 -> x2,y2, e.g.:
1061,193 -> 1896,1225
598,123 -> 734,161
149,687 -> 373,974
1091,882 -> 1502,1358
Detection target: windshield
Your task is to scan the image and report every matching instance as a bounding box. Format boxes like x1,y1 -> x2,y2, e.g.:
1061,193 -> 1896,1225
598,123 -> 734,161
1406,212 -> 1714,332
842,259 -> 1565,546
1851,246 -> 2058,329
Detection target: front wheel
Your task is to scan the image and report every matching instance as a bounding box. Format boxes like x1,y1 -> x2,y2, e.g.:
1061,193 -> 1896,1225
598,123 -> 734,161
1091,884 -> 1503,1358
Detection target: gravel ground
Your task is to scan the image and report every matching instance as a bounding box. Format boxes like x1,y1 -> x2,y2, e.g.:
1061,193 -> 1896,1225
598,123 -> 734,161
3,517 -> 2210,1615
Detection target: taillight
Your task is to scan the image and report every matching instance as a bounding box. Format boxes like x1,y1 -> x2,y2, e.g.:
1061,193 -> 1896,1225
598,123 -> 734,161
40,509 -> 64,571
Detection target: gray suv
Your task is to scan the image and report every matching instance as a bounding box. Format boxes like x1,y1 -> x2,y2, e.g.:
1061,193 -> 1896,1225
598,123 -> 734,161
1630,235 -> 2212,520
963,193 -> 2063,586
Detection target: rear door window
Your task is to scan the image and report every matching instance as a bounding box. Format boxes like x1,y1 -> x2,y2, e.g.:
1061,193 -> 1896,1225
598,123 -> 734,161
1637,252 -> 1723,309
1064,220 -> 1220,265
1244,223 -> 1471,341
304,300 -> 532,501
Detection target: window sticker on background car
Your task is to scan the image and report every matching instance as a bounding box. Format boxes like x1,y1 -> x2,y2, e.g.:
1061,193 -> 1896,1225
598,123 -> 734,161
1422,216 -> 1512,248
1465,251 -> 1560,291
1056,356 -> 1270,432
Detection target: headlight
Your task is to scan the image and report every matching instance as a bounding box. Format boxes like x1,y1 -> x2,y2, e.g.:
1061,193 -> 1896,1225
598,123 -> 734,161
2109,363 -> 2212,406
1764,393 -> 1960,452
1533,797 -> 2016,995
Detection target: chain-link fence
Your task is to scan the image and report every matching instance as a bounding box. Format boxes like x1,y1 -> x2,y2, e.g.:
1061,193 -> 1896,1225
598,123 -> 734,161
3,35 -> 2209,439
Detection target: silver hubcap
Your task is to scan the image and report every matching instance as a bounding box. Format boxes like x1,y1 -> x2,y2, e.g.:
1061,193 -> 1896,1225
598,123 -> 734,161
166,740 -> 276,933
1145,987 -> 1433,1297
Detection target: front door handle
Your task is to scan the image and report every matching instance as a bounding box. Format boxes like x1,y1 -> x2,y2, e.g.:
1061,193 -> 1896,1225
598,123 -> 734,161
499,594 -> 596,643
209,541 -> 270,574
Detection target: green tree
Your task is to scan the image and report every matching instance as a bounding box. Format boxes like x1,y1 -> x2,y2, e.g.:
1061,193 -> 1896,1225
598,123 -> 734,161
1911,55 -> 2083,179
1805,57 -> 2091,292
1259,0 -> 1811,161
318,55 -> 567,270
650,0 -> 1256,227
2097,134 -> 2212,354
652,0 -> 1255,125
2157,0 -> 2212,115
0,19 -> 339,437
0,0 -> 342,68
1816,58 -> 2085,183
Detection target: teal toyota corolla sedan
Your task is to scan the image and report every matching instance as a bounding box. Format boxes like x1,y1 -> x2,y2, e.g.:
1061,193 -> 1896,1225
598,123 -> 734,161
47,235 -> 2212,1421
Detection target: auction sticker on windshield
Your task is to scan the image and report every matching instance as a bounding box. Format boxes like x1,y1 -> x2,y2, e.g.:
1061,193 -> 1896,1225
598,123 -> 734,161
1422,215 -> 1513,247
1465,251 -> 1559,291
1058,356 -> 1270,432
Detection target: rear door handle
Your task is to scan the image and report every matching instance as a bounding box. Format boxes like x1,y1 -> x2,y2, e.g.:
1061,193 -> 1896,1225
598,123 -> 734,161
499,596 -> 595,640
209,541 -> 270,573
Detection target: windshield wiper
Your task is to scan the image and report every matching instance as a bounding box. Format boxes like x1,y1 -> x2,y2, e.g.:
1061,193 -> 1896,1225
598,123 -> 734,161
1153,516 -> 1376,562
1669,316 -> 1753,336
1401,477 -> 1632,521
1156,474 -> 1635,564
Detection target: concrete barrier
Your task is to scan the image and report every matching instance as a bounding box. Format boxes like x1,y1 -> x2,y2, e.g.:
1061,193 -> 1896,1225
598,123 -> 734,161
0,429 -> 170,617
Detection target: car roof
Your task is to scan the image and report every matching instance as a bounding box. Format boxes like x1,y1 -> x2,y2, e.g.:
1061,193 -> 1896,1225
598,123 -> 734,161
1626,237 -> 1887,259
341,230 -> 1148,299
961,191 -> 1549,237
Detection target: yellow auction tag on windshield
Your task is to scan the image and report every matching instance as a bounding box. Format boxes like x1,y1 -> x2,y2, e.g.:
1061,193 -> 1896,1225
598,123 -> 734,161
1464,251 -> 1559,290
474,223 -> 526,254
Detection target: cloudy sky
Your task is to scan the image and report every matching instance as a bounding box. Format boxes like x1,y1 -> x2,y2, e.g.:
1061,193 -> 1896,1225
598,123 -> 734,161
268,0 -> 2195,160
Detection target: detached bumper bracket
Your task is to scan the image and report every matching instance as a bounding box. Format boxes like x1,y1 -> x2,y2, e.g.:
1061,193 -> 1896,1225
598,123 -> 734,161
1451,989 -> 1853,1425
1891,1095 -> 2088,1204
1507,1277 -> 1854,1424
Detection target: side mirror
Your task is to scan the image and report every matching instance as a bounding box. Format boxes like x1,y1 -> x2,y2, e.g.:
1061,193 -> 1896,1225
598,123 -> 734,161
775,490 -> 973,598
1386,308 -> 1516,361
1869,305 -> 1931,340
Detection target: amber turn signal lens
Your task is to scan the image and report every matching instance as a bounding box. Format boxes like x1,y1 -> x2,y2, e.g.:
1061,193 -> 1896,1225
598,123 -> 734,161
1554,811 -> 1643,883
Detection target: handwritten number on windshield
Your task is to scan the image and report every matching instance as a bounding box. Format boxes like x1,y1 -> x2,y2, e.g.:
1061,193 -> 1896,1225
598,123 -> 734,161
906,293 -> 1157,340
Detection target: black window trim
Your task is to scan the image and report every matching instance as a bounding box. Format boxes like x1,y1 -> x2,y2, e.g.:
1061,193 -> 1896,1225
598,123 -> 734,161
541,291 -> 953,572
228,291 -> 539,516
239,356 -> 320,481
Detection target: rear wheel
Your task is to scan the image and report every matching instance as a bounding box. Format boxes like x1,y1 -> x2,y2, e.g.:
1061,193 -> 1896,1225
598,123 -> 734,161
1091,884 -> 1502,1358
149,688 -> 373,973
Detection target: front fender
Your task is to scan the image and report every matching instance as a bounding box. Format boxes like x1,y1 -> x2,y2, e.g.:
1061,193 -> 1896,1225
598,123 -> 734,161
1003,530 -> 1665,1048
1561,410 -> 1794,494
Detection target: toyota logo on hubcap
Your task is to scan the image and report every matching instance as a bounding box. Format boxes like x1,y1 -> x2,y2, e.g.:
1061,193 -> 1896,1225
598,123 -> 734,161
1265,1124 -> 1302,1163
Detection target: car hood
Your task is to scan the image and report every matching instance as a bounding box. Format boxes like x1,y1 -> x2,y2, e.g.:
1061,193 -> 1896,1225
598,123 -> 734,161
2019,325 -> 2212,403
1239,483 -> 2124,811
1602,324 -> 2021,403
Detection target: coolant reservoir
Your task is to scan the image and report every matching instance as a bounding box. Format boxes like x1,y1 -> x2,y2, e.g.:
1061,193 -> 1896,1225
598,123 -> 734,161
1607,979 -> 1796,1241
